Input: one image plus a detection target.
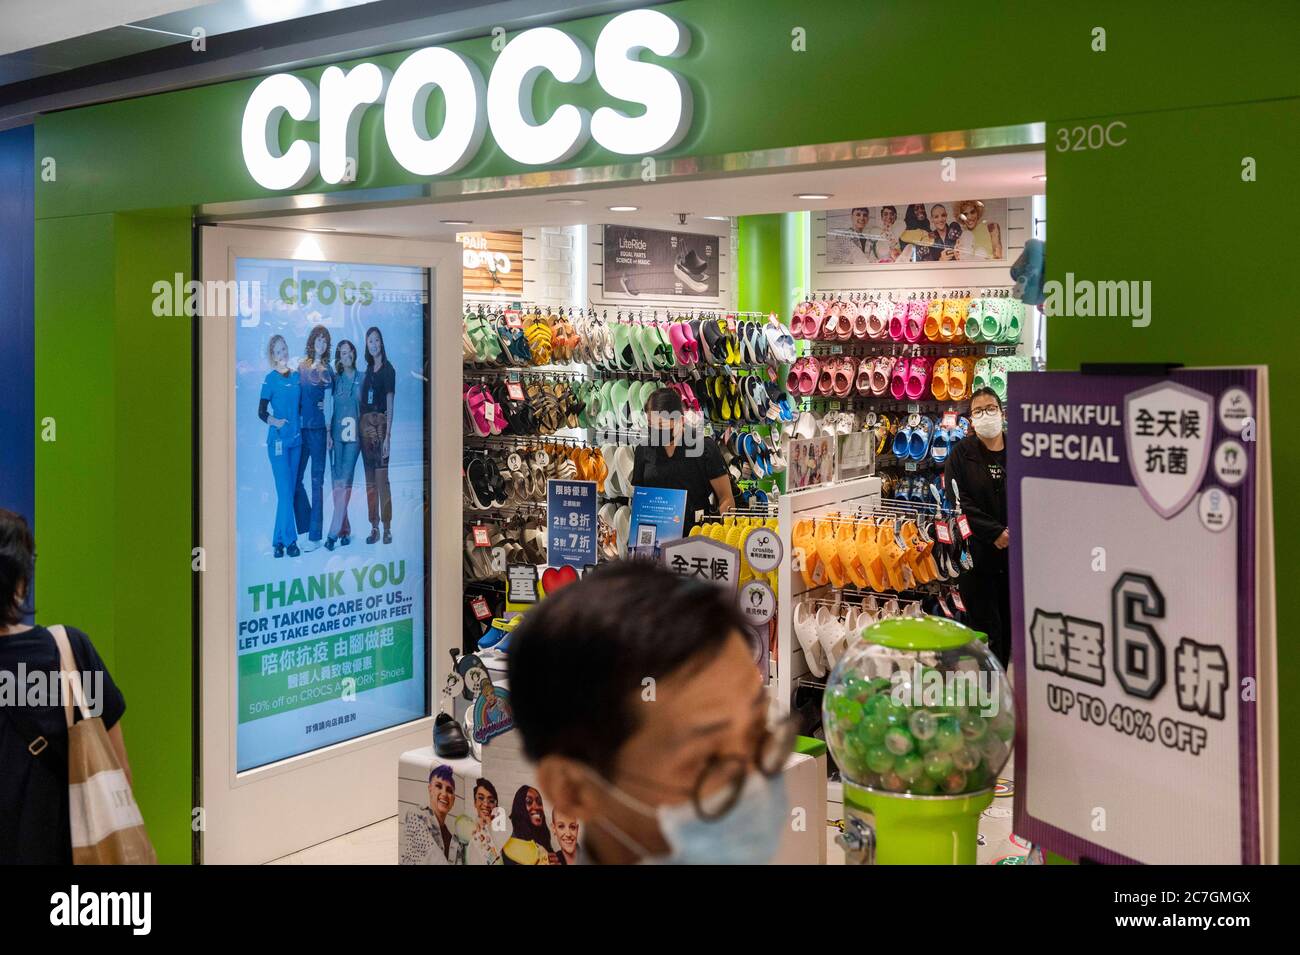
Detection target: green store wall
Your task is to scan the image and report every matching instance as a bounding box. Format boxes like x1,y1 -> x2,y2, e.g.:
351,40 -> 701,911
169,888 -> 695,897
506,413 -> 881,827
29,0 -> 1299,862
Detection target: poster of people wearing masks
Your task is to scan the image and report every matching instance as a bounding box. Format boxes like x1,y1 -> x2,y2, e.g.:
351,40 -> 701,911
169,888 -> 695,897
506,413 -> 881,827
234,258 -> 429,771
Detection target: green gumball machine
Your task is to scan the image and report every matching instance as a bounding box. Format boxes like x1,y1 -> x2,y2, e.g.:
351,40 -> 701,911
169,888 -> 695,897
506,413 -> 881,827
822,616 -> 1014,865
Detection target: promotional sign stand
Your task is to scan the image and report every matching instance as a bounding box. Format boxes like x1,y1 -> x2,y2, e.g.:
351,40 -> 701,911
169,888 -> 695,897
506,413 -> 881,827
1009,366 -> 1276,864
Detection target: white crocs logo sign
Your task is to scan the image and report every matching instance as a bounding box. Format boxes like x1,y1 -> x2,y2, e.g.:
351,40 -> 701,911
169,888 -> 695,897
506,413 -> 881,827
241,9 -> 692,190
1123,381 -> 1212,519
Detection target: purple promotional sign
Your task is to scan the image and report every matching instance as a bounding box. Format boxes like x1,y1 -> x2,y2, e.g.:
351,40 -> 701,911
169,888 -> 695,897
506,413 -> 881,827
1008,367 -> 1264,864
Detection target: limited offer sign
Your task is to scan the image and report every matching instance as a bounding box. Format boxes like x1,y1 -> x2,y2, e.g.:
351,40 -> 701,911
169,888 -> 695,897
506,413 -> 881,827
546,479 -> 598,570
1009,367 -> 1274,864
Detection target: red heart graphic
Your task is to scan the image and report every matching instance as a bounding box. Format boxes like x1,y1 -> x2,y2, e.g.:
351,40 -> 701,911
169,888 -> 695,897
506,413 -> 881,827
541,567 -> 562,594
556,565 -> 579,586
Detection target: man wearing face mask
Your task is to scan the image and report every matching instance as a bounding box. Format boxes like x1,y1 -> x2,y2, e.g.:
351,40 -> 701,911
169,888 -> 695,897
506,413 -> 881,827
507,561 -> 796,865
632,388 -> 733,532
943,387 -> 1012,666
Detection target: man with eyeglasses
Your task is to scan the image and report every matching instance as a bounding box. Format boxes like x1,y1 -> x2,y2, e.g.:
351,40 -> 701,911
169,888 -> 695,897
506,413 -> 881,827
943,387 -> 1011,666
508,561 -> 795,864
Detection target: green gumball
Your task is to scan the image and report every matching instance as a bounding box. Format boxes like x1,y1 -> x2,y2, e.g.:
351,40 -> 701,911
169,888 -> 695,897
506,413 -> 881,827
830,692 -> 863,725
941,770 -> 968,794
857,711 -> 889,744
865,746 -> 895,774
893,752 -> 924,783
908,709 -> 937,740
952,746 -> 979,772
924,749 -> 954,780
960,712 -> 988,742
910,773 -> 939,795
883,727 -> 914,756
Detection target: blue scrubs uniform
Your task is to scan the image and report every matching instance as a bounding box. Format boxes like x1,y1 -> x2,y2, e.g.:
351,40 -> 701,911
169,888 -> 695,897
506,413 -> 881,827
327,369 -> 363,540
294,362 -> 333,541
261,370 -> 303,548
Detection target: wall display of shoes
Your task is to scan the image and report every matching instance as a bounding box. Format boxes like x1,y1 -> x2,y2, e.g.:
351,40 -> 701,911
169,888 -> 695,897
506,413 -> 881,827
784,288 -> 1034,498
463,300 -> 795,650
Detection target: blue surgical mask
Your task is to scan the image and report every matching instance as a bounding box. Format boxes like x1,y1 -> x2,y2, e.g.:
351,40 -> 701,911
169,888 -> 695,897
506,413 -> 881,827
591,769 -> 788,865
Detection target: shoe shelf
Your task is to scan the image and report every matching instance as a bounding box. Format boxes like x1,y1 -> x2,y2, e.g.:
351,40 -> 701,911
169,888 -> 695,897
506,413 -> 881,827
807,341 -> 1020,358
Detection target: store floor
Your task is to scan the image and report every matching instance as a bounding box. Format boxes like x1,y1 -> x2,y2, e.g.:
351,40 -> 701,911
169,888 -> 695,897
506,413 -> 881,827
266,758 -> 1028,865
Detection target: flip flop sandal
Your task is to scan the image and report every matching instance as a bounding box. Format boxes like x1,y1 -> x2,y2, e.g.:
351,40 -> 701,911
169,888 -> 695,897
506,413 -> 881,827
890,357 -> 910,399
904,357 -> 931,400
931,358 -> 950,401
923,299 -> 944,341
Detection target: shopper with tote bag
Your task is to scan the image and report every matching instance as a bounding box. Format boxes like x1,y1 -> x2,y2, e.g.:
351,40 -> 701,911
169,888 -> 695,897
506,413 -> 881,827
0,508 -> 155,864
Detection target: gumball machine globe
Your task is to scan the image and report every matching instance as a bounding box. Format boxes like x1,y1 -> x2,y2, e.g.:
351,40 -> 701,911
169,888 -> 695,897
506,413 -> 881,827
822,616 -> 1014,864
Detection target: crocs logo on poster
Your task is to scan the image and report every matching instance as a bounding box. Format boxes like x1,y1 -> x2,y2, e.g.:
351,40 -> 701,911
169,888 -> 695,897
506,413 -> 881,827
241,9 -> 692,190
1123,381 -> 1212,519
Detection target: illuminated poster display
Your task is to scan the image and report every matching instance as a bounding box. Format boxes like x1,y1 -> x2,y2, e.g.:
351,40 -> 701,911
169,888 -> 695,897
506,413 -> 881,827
234,257 -> 429,771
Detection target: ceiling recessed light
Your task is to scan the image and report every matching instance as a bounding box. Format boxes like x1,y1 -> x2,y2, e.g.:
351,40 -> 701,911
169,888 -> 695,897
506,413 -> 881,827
607,205 -> 638,212
795,192 -> 833,200
547,198 -> 587,206
1033,174 -> 1047,181
440,219 -> 473,225
702,215 -> 730,221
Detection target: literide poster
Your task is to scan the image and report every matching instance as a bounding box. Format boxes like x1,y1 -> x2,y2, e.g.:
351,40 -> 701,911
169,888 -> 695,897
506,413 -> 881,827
234,257 -> 429,771
1009,368 -> 1270,864
602,224 -> 720,301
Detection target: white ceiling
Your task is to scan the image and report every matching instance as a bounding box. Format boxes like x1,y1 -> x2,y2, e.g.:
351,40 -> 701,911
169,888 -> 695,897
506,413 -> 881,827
228,150 -> 1046,239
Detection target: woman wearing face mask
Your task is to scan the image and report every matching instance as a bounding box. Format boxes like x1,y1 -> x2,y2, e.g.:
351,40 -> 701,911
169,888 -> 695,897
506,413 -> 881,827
508,561 -> 796,865
943,387 -> 1011,666
631,388 -> 733,532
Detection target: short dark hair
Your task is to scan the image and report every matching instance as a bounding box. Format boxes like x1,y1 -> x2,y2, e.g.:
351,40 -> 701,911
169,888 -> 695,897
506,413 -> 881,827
474,778 -> 498,803
644,386 -> 683,416
507,560 -> 751,775
0,509 -> 35,626
970,386 -> 1002,409
850,206 -> 870,216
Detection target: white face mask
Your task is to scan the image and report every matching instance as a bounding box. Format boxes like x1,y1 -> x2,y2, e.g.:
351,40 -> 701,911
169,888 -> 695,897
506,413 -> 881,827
973,410 -> 1004,439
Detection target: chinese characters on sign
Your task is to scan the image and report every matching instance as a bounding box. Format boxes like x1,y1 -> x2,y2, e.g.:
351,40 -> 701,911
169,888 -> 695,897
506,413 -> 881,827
659,536 -> 740,592
546,479 -> 597,569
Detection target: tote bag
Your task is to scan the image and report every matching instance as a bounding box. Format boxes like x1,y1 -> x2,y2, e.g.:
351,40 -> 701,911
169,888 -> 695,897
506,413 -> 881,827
50,625 -> 156,864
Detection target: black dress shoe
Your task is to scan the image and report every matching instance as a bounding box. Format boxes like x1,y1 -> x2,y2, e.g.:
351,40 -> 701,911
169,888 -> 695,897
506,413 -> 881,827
433,713 -> 470,759
274,545 -> 285,558
324,537 -> 336,551
366,527 -> 380,544
383,529 -> 392,544
286,543 -> 301,557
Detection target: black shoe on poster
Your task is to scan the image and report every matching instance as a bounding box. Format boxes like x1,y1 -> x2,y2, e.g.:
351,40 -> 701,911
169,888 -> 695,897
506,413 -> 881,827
273,545 -> 285,559
286,543 -> 301,557
383,528 -> 392,544
366,527 -> 380,544
324,537 -> 336,551
339,535 -> 350,546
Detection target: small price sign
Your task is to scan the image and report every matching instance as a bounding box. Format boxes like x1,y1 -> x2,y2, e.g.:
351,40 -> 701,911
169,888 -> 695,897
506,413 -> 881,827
472,525 -> 491,547
956,514 -> 972,540
470,596 -> 492,620
935,521 -> 952,544
507,380 -> 525,401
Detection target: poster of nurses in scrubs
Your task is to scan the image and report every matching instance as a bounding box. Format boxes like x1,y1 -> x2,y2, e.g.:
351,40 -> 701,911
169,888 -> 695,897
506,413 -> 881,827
233,258 -> 429,771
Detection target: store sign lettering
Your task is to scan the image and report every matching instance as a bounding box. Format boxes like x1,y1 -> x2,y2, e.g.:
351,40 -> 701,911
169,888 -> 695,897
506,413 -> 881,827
241,8 -> 692,190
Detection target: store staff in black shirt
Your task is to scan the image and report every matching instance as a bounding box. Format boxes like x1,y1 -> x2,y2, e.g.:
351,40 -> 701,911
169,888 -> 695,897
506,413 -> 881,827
632,388 -> 733,532
943,387 -> 1011,666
